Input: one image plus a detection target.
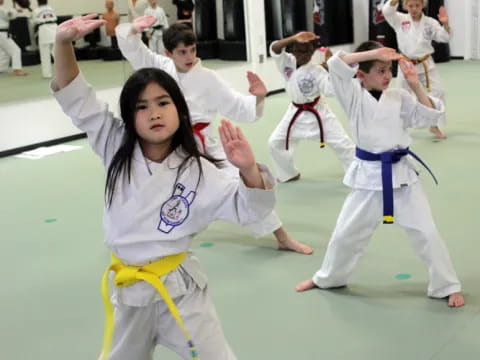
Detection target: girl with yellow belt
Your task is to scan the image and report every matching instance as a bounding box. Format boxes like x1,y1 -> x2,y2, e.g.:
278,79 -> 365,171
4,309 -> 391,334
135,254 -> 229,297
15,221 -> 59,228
383,0 -> 451,139
52,15 -> 276,360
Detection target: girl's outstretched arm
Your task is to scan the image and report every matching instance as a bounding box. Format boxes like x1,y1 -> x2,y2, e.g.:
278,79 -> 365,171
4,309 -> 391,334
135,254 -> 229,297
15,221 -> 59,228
54,14 -> 106,89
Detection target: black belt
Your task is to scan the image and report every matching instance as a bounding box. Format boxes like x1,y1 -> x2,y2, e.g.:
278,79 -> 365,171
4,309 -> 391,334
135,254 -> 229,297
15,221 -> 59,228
34,20 -> 57,33
0,28 -> 10,37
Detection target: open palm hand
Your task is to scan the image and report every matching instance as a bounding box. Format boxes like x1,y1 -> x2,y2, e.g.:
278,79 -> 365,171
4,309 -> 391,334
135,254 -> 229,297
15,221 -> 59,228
133,15 -> 157,33
219,120 -> 255,171
247,72 -> 267,98
294,31 -> 318,43
438,6 -> 449,24
399,59 -> 419,87
375,47 -> 403,62
56,14 -> 106,43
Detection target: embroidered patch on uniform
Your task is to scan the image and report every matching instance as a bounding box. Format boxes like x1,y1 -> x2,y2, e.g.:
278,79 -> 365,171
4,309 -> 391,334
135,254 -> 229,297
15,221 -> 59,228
401,21 -> 411,32
423,25 -> 434,40
284,67 -> 294,79
158,183 -> 196,234
298,73 -> 316,96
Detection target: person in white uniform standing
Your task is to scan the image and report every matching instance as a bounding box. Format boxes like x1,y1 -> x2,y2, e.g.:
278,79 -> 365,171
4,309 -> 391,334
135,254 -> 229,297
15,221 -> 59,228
0,0 -> 28,75
383,0 -> 451,140
144,0 -> 168,54
296,41 -> 464,308
32,0 -> 56,78
53,14 -> 276,360
127,0 -> 148,21
116,16 -> 313,255
269,31 -> 355,182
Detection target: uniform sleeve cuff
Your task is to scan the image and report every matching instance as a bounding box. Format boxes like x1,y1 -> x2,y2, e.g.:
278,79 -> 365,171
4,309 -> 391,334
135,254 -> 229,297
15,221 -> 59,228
269,41 -> 285,58
327,51 -> 359,78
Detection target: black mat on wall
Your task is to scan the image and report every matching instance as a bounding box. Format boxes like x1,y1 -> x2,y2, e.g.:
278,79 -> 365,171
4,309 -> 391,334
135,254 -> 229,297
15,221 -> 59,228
369,0 -> 400,75
220,0 -> 246,60
195,0 -> 218,59
314,0 -> 353,46
281,0 -> 306,37
426,0 -> 450,63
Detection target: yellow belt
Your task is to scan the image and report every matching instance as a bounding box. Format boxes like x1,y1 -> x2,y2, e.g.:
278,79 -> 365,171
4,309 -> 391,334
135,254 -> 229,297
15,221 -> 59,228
403,54 -> 431,92
99,252 -> 199,360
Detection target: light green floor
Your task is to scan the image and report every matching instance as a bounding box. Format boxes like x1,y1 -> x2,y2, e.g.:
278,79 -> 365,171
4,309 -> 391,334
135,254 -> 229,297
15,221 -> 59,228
1,60 -> 479,359
0,58 -> 243,103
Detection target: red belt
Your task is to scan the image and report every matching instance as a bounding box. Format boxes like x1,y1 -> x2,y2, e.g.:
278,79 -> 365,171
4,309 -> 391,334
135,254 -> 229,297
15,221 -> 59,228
192,122 -> 210,153
286,96 -> 325,150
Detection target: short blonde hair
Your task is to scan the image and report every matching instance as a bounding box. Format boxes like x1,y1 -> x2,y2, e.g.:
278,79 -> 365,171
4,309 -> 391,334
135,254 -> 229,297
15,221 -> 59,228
402,0 -> 428,7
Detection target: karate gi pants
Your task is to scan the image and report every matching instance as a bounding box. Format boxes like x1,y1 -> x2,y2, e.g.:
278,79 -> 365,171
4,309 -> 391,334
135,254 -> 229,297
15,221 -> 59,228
313,181 -> 461,298
39,41 -> 54,78
148,31 -> 165,55
0,33 -> 22,71
108,267 -> 237,360
268,107 -> 355,182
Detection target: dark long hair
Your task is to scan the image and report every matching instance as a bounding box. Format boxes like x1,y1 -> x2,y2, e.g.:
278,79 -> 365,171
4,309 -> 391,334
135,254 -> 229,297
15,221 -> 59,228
105,68 -> 219,206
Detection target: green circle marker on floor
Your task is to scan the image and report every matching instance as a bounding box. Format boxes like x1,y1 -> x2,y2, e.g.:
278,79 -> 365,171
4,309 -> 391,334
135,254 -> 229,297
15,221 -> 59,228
200,242 -> 214,248
44,218 -> 57,223
395,273 -> 411,280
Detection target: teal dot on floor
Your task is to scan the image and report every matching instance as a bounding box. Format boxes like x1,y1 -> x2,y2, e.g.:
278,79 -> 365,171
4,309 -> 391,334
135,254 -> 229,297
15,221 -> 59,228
395,273 -> 411,280
200,242 -> 214,248
44,218 -> 57,223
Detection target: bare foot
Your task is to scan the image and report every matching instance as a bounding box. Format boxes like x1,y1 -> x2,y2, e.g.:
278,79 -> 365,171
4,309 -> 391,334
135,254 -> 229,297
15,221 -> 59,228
296,279 -> 317,292
274,227 -> 313,255
12,69 -> 29,76
448,292 -> 465,308
277,173 -> 301,183
429,126 -> 447,139
278,237 -> 313,255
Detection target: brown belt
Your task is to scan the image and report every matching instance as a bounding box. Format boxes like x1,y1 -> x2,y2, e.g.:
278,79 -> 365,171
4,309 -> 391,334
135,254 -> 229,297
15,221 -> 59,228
403,54 -> 431,92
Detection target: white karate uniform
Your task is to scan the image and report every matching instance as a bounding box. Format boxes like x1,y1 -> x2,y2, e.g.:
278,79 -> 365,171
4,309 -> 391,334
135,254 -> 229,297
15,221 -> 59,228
128,0 -> 149,21
0,5 -> 22,72
32,5 -> 57,78
311,52 -> 461,299
383,0 -> 450,126
116,23 -> 281,237
144,6 -> 168,54
52,72 -> 276,360
268,42 -> 355,182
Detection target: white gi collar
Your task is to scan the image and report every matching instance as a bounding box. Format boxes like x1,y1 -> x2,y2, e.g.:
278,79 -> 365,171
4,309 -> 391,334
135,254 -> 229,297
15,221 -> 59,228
133,142 -> 190,173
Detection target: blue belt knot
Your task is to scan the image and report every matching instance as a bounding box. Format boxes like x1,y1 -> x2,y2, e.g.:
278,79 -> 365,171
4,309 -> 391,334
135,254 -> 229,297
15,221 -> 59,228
355,147 -> 438,224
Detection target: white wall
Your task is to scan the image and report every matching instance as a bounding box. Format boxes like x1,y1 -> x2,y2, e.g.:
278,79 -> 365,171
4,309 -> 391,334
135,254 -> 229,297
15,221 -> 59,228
445,0 -> 466,57
464,0 -> 480,59
353,0 -> 369,47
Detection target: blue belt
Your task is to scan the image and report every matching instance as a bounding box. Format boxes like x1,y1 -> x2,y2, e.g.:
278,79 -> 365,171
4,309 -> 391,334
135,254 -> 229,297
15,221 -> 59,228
355,147 -> 438,224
